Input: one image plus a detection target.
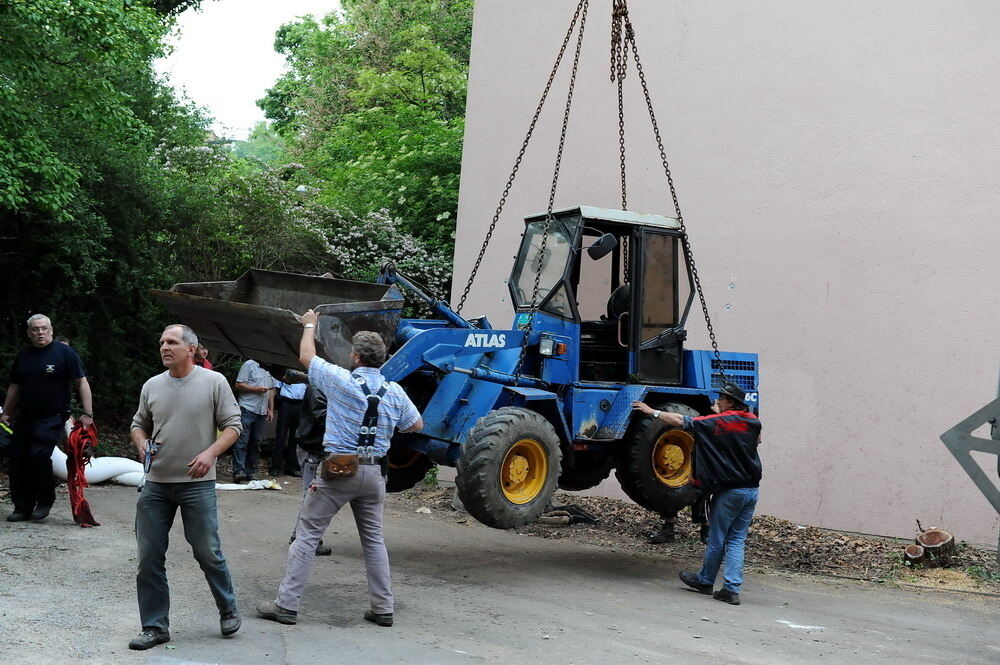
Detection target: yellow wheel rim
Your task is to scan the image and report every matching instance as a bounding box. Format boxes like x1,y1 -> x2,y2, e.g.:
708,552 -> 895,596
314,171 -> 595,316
652,429 -> 694,487
500,438 -> 548,504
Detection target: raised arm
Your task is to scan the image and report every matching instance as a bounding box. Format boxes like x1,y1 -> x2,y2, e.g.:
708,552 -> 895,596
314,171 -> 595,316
299,309 -> 319,368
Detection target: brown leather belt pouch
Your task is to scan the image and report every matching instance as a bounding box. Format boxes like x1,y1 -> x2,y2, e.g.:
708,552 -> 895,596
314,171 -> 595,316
320,454 -> 358,480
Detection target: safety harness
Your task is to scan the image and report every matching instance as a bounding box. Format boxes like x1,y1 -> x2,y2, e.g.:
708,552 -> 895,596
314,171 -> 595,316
354,373 -> 388,464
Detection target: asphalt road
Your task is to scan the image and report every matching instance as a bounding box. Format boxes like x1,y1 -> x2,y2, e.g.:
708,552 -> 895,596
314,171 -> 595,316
0,482 -> 996,665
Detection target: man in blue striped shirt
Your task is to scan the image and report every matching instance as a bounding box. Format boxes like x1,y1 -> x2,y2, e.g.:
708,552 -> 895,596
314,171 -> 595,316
258,311 -> 422,628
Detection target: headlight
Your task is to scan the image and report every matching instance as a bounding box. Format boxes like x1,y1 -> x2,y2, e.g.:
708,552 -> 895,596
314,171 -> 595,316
539,337 -> 556,356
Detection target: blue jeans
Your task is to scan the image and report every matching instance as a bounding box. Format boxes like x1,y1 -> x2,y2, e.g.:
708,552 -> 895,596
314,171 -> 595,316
233,409 -> 266,478
696,487 -> 758,593
135,480 -> 237,632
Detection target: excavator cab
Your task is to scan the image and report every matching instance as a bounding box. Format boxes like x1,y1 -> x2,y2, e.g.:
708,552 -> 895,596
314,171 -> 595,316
508,206 -> 693,385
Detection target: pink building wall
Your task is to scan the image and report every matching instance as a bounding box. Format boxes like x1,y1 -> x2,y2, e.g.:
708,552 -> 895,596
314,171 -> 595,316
450,1 -> 1000,545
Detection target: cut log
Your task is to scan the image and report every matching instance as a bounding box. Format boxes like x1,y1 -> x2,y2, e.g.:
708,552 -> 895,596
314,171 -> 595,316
903,544 -> 925,565
916,528 -> 956,567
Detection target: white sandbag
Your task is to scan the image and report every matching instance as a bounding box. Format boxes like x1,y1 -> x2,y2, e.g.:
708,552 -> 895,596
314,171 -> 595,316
50,446 -> 144,484
108,471 -> 144,487
216,479 -> 282,491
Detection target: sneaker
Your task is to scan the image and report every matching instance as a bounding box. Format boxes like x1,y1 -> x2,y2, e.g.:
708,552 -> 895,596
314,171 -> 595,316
315,544 -> 333,556
6,511 -> 29,522
678,571 -> 713,594
256,600 -> 297,625
713,588 -> 741,605
364,610 -> 393,627
128,629 -> 170,650
30,505 -> 51,522
220,608 -> 242,636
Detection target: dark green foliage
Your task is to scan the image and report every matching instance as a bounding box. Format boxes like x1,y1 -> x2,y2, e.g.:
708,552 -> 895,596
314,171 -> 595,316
259,0 -> 472,252
0,0 -> 472,419
0,1 -> 333,414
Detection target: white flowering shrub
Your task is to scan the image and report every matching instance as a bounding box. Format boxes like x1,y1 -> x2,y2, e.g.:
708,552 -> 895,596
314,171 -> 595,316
309,207 -> 454,314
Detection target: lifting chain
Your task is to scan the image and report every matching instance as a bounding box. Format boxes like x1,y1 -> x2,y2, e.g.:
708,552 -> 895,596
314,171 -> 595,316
515,0 -> 590,378
456,0 -> 727,384
611,0 -> 630,212
612,0 -> 631,281
614,1 -> 727,381
455,0 -> 590,316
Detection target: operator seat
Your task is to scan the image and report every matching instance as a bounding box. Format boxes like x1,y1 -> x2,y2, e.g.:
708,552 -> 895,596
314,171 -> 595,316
606,283 -> 631,320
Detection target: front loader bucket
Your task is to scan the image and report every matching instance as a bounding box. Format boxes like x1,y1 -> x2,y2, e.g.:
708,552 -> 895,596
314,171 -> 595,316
152,269 -> 404,369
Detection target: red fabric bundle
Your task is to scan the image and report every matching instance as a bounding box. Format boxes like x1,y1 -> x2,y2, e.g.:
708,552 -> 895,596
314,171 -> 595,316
66,420 -> 100,527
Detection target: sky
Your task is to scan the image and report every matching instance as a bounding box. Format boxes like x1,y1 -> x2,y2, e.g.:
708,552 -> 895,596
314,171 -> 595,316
155,0 -> 341,140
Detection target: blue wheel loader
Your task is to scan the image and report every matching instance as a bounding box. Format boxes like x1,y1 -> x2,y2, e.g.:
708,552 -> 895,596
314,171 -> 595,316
153,205 -> 759,529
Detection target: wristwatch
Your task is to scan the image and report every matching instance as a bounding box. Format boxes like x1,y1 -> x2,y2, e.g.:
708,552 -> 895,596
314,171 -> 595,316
303,323 -> 315,329
81,411 -> 94,418
651,410 -> 661,420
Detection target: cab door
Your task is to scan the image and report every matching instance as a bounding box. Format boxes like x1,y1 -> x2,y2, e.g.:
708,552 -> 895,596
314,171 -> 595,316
632,230 -> 686,385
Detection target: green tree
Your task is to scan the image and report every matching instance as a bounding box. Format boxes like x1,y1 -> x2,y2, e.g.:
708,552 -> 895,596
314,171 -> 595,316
259,0 -> 472,252
0,0 -> 335,416
231,121 -> 287,166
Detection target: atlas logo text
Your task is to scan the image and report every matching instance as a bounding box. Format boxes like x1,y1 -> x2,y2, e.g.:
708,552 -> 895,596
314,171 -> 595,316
464,333 -> 507,348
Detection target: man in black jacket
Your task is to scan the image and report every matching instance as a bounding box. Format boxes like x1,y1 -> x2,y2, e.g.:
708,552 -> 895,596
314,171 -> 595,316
632,382 -> 762,605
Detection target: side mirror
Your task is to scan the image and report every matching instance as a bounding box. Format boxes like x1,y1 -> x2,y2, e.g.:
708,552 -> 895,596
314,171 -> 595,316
586,233 -> 618,260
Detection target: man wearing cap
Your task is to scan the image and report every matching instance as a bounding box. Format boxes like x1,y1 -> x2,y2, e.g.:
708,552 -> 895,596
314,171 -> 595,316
632,381 -> 762,605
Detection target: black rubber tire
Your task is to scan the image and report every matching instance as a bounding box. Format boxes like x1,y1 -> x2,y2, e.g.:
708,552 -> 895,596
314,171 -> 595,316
558,452 -> 615,491
615,402 -> 702,516
456,407 -> 562,529
385,446 -> 434,493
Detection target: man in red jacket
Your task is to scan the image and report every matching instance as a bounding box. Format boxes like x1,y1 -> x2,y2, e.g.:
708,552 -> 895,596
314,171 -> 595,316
632,382 -> 762,605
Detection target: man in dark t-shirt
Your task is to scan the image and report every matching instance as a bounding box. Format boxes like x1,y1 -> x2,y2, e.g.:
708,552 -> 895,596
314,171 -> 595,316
1,314 -> 94,522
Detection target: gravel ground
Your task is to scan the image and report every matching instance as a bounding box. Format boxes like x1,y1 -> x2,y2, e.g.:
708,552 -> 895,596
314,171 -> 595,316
397,484 -> 1000,595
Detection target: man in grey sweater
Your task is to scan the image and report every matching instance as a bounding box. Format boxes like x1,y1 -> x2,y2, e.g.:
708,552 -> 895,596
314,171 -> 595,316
128,324 -> 243,651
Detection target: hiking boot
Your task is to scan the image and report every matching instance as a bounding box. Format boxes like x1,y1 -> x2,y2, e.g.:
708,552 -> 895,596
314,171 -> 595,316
648,524 -> 676,544
364,610 -> 393,627
220,608 -> 242,636
257,600 -> 297,625
678,571 -> 713,594
713,588 -> 741,605
6,511 -> 29,522
128,629 -> 170,650
30,505 -> 51,522
315,543 -> 333,556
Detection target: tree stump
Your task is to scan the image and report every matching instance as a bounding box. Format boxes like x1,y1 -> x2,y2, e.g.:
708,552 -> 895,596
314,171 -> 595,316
915,528 -> 956,567
903,544 -> 925,565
